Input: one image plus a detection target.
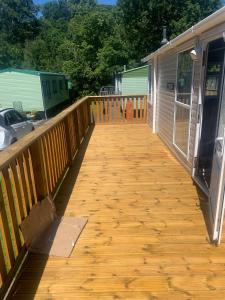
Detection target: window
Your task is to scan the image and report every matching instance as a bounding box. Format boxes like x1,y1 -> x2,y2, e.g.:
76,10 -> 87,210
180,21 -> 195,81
5,110 -> 24,125
205,63 -> 221,96
42,80 -> 47,97
52,80 -> 57,94
174,49 -> 194,156
46,81 -> 51,98
65,79 -> 68,90
59,80 -> 63,91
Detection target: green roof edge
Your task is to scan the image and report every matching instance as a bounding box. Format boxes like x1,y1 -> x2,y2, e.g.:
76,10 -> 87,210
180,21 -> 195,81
119,65 -> 148,75
0,68 -> 66,77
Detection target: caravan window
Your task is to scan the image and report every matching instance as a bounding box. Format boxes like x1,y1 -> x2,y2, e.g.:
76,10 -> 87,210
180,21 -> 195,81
41,81 -> 47,97
59,80 -> 63,91
52,80 -> 57,94
46,81 -> 51,99
174,49 -> 194,156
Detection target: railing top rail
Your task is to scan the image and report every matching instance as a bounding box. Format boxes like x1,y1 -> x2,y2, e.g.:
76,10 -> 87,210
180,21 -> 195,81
90,95 -> 146,99
0,96 -> 89,171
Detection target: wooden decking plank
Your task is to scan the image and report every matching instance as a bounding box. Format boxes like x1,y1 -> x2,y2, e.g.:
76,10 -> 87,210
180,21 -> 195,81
11,124 -> 225,299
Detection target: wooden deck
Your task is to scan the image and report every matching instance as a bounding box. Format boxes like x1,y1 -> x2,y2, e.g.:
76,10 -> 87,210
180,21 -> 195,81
11,124 -> 225,299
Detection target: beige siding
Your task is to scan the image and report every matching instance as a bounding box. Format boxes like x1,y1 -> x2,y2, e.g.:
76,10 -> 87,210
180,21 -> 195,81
156,39 -> 201,172
157,49 -> 177,155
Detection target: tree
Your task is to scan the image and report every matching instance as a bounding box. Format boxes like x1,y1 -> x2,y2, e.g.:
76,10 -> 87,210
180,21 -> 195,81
41,0 -> 97,21
0,0 -> 39,44
0,34 -> 24,68
24,19 -> 67,72
59,6 -> 129,96
41,0 -> 72,21
117,0 -> 222,60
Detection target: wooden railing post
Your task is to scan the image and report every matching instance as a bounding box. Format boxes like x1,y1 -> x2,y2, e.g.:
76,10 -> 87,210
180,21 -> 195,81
74,109 -> 81,147
87,99 -> 92,125
80,105 -> 85,141
144,95 -> 147,122
29,139 -> 50,201
64,115 -> 73,167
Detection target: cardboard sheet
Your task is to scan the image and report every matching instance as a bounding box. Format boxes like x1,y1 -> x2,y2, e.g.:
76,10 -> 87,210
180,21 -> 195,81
20,197 -> 88,257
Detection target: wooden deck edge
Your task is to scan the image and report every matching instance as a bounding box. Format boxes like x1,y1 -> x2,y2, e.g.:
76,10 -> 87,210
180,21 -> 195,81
1,246 -> 28,300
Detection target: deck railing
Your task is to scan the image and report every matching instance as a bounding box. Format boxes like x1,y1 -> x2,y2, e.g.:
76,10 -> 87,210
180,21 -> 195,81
0,94 -> 146,298
90,95 -> 147,124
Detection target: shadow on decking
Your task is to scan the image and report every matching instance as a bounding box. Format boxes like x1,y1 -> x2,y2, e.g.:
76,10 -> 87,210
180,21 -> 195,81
11,125 -> 95,300
55,124 -> 95,216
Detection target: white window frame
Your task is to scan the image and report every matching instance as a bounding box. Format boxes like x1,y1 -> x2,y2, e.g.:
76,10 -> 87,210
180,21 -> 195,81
148,64 -> 152,105
173,47 -> 194,159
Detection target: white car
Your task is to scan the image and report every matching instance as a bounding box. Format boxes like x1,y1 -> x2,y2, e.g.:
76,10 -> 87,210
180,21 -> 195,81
0,108 -> 34,151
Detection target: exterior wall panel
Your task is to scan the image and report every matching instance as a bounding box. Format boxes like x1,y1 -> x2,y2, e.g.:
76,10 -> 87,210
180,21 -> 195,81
121,66 -> 148,95
157,49 -> 176,151
0,71 -> 43,112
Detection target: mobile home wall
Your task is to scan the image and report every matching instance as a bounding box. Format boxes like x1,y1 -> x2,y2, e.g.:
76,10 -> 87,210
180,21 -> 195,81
0,71 -> 43,112
154,40 -> 201,172
150,21 -> 225,173
121,66 -> 148,95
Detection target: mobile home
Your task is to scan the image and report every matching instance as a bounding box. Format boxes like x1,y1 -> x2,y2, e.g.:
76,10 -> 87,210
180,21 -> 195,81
143,7 -> 225,244
115,65 -> 149,95
0,68 -> 69,118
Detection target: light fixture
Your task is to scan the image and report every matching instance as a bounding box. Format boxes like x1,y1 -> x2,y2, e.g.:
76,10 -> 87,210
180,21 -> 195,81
190,46 -> 201,61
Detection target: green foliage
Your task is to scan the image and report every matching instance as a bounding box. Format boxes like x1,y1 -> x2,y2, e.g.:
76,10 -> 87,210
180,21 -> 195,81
117,0 -> 222,59
0,0 -> 39,68
42,0 -> 72,21
0,0 -> 223,96
59,6 -> 128,95
24,19 -> 66,71
0,0 -> 39,44
0,36 -> 24,68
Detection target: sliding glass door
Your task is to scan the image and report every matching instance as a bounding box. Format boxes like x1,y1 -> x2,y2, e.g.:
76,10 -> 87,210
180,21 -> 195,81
174,49 -> 194,156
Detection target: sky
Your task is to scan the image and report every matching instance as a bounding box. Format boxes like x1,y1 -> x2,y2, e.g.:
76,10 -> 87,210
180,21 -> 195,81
34,0 -> 117,4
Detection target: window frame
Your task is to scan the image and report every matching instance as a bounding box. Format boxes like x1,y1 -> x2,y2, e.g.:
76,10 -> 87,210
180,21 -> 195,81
59,79 -> 63,91
64,79 -> 68,91
173,47 -> 195,159
52,80 -> 57,94
4,110 -> 25,126
41,80 -> 47,98
46,81 -> 51,99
